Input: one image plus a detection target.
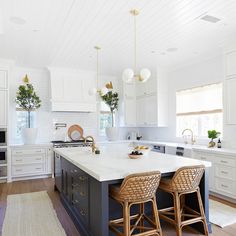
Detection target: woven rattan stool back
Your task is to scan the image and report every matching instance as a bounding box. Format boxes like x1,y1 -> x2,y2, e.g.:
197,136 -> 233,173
117,171 -> 161,202
170,165 -> 205,192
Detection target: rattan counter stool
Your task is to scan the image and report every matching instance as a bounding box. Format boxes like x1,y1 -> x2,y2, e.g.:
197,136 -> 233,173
158,165 -> 209,236
109,171 -> 162,236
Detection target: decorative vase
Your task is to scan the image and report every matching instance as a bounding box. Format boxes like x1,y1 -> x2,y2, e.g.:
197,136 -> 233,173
22,128 -> 38,144
105,127 -> 119,141
208,139 -> 215,148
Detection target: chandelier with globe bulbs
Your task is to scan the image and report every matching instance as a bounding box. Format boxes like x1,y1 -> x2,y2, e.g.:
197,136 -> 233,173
122,9 -> 151,83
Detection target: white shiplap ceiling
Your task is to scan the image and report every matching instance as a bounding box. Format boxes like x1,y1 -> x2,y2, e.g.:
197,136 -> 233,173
1,0 -> 236,75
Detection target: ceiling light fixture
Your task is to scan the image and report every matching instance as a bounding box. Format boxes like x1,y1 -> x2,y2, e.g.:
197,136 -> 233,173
122,9 -> 151,83
89,46 -> 108,96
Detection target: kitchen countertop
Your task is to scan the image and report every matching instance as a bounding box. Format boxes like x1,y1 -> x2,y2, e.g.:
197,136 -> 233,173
54,143 -> 211,182
10,143 -> 53,148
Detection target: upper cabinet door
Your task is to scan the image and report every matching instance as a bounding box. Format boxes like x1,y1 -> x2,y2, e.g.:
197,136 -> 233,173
124,82 -> 136,99
225,77 -> 236,124
226,51 -> 236,76
0,70 -> 7,89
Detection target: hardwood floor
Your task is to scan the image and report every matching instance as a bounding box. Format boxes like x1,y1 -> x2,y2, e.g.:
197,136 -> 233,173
0,178 -> 236,236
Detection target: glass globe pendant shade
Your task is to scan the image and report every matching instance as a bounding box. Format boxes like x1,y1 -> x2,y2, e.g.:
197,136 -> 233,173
100,87 -> 109,96
122,68 -> 134,83
88,87 -> 97,96
140,68 -> 151,82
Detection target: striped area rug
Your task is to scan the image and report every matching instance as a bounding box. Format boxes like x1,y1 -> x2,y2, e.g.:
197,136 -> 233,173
2,191 -> 66,236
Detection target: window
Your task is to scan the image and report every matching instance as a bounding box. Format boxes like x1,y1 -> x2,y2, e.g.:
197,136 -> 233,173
99,101 -> 112,135
16,111 -> 35,138
176,83 -> 223,138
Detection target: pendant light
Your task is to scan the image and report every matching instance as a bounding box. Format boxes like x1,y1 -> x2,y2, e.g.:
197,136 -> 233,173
122,9 -> 151,83
89,46 -> 108,96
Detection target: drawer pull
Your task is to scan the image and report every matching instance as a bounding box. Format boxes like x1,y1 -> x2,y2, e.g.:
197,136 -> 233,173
72,199 -> 79,204
72,183 -> 79,188
221,171 -> 228,174
35,150 -> 42,153
79,176 -> 87,181
201,157 -> 206,160
16,169 -> 22,172
35,168 -> 42,170
80,210 -> 86,216
221,184 -> 228,188
15,159 -> 22,162
71,169 -> 78,173
80,191 -> 86,197
35,158 -> 42,160
15,151 -> 22,154
220,160 -> 228,164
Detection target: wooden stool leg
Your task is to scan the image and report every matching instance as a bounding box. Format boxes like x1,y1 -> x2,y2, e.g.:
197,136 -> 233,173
196,189 -> 209,236
174,192 -> 182,236
152,196 -> 162,236
123,201 -> 130,236
139,202 -> 145,233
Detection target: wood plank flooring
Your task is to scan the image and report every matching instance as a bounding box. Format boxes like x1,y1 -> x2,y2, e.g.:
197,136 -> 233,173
0,178 -> 236,236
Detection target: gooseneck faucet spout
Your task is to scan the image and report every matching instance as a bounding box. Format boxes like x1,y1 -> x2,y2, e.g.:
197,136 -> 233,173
182,128 -> 196,145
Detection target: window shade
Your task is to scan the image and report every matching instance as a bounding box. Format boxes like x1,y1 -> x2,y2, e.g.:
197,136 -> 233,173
176,83 -> 222,115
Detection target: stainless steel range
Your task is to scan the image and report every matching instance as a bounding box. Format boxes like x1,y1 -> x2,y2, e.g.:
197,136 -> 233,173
52,140 -> 92,192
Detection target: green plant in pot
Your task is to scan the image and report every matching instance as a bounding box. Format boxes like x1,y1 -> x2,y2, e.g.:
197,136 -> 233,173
208,130 -> 220,148
15,75 -> 41,144
100,82 -> 119,141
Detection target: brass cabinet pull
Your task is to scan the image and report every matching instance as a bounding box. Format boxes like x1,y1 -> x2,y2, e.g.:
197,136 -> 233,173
35,158 -> 42,160
221,171 -> 228,174
79,176 -> 87,181
35,167 -> 42,170
221,184 -> 228,188
15,159 -> 22,162
72,199 -> 79,204
16,169 -> 22,172
220,160 -> 228,164
80,191 -> 86,197
71,169 -> 78,173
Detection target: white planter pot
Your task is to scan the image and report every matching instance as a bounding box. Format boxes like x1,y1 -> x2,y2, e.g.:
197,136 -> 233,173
105,127 -> 119,141
22,128 -> 38,144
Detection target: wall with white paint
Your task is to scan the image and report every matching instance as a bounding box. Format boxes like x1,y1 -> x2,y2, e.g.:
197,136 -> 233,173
140,54 -> 236,147
8,66 -> 131,144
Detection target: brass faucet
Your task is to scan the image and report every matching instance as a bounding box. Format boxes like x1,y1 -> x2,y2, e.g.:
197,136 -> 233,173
84,136 -> 96,153
182,128 -> 196,145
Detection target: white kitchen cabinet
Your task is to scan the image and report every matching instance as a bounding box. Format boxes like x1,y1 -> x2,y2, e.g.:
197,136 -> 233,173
225,77 -> 236,124
226,51 -> 236,76
49,68 -> 96,112
124,98 -> 136,126
0,90 -> 7,127
193,150 -> 236,199
0,70 -> 7,89
123,67 -> 168,127
11,146 -> 53,180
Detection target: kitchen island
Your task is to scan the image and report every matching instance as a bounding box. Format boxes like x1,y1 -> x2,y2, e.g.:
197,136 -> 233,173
54,143 -> 212,236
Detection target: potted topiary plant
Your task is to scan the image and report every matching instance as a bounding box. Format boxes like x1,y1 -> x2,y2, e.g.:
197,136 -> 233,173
208,130 -> 221,148
15,75 -> 41,144
100,82 -> 119,141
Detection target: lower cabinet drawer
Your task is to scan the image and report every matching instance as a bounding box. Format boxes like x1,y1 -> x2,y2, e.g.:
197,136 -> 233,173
12,163 -> 45,176
12,155 -> 45,165
215,156 -> 236,167
215,178 -> 236,197
215,165 -> 236,180
0,166 -> 7,177
12,149 -> 46,156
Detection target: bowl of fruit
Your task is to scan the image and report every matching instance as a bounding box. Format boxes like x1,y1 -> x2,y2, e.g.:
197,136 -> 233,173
134,145 -> 150,156
128,150 -> 143,159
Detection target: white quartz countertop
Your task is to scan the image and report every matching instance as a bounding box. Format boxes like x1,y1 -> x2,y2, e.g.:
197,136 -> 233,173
10,143 -> 52,148
54,143 -> 211,182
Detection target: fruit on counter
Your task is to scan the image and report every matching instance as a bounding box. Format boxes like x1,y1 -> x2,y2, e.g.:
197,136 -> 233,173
134,145 -> 149,150
130,150 -> 143,155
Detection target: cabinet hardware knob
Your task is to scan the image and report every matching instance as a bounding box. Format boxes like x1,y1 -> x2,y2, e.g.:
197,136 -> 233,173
80,191 -> 86,197
80,210 -> 86,216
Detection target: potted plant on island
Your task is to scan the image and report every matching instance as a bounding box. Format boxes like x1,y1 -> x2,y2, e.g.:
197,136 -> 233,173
15,75 -> 41,144
100,82 -> 119,141
208,130 -> 221,148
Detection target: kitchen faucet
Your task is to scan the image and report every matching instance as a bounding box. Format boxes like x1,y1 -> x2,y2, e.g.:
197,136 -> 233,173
182,128 -> 196,145
84,136 -> 96,153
